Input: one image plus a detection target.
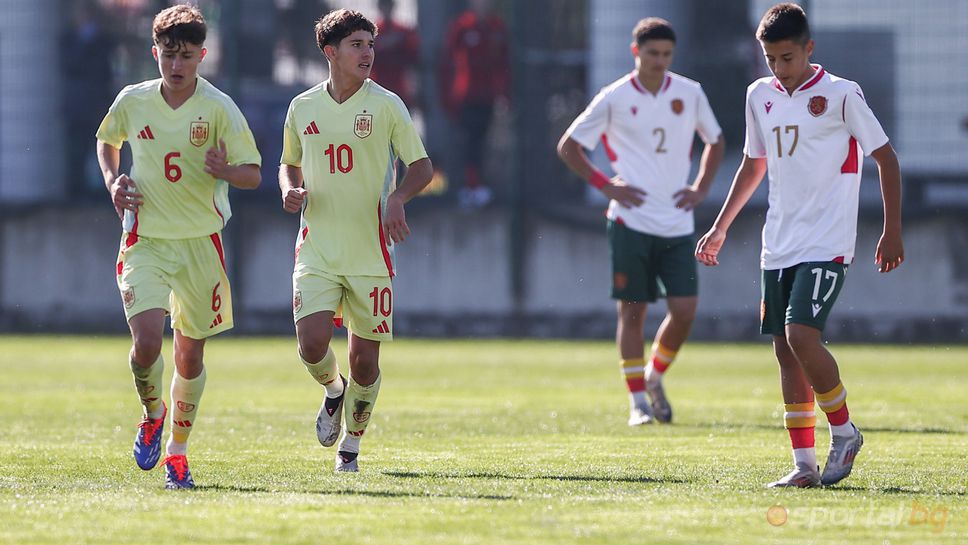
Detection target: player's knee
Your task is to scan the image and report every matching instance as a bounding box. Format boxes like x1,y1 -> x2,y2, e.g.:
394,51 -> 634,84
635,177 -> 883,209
618,303 -> 647,326
131,335 -> 163,366
297,333 -> 332,364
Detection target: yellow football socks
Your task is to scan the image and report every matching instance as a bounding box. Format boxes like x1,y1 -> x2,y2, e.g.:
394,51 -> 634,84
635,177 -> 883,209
302,347 -> 345,397
339,373 -> 382,454
167,367 -> 207,455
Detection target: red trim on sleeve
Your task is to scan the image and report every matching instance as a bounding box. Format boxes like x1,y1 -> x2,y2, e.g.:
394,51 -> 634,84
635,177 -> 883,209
377,204 -> 396,278
840,137 -> 859,174
833,256 -> 845,264
209,233 -> 227,273
601,134 -> 618,162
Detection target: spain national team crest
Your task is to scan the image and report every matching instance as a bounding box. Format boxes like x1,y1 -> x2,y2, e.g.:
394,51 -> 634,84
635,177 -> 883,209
354,113 -> 372,138
122,287 -> 136,309
190,121 -> 210,147
293,290 -> 303,313
808,96 -> 827,117
177,401 -> 196,412
671,98 -> 684,115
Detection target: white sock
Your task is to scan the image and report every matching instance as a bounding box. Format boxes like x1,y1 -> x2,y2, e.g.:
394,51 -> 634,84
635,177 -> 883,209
166,438 -> 187,456
338,434 -> 361,454
792,447 -> 817,469
829,420 -> 855,438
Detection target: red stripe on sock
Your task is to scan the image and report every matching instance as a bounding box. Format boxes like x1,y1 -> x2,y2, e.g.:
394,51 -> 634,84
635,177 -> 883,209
788,427 -> 815,449
825,403 -> 850,426
651,357 -> 670,374
625,377 -> 645,393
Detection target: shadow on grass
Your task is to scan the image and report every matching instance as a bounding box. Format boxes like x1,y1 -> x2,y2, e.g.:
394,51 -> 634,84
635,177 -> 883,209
825,485 -> 967,497
382,471 -> 687,485
689,422 -> 962,435
195,483 -> 513,501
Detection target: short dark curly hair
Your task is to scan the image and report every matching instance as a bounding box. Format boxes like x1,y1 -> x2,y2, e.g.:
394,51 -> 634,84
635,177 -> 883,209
152,4 -> 206,50
756,3 -> 810,45
632,17 -> 675,46
315,9 -> 377,52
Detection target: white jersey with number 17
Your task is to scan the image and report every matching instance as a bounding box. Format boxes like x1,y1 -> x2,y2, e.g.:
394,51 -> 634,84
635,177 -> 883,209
744,66 -> 889,270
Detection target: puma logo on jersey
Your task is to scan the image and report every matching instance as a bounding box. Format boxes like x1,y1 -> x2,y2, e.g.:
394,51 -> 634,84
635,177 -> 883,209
765,101 -> 773,114
812,303 -> 823,317
303,121 -> 320,135
137,125 -> 155,139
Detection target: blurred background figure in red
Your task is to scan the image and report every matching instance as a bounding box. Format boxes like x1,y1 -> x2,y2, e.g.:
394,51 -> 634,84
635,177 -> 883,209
371,0 -> 420,110
439,0 -> 509,209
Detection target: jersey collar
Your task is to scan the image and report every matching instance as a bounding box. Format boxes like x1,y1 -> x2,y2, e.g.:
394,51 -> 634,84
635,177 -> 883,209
630,72 -> 671,96
771,64 -> 826,96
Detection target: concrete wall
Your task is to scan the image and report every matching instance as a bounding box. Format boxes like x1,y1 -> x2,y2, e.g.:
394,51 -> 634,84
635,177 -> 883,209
2,205 -> 965,342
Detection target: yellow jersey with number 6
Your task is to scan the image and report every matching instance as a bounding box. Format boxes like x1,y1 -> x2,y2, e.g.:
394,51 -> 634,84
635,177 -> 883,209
281,79 -> 428,277
97,77 -> 262,239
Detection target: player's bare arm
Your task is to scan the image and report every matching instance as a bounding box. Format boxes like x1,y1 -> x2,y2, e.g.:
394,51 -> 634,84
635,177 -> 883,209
279,164 -> 306,214
870,142 -> 904,273
556,135 -> 646,208
674,136 -> 725,211
695,154 -> 767,266
203,138 -> 261,189
384,157 -> 433,243
96,140 -> 143,218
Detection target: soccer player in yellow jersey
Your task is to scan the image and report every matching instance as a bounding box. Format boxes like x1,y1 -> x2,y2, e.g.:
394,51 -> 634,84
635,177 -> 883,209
279,9 -> 433,473
95,5 -> 262,489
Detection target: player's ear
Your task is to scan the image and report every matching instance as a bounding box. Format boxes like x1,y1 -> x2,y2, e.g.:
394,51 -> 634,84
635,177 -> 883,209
151,45 -> 159,61
804,39 -> 814,58
630,42 -> 639,57
323,44 -> 337,62
200,47 -> 208,61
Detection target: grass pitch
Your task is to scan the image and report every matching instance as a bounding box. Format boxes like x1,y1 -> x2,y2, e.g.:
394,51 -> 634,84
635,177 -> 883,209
0,336 -> 965,544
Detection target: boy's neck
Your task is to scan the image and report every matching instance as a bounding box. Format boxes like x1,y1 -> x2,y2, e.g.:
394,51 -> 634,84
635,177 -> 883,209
784,64 -> 817,95
636,69 -> 666,95
160,78 -> 198,109
327,72 -> 365,104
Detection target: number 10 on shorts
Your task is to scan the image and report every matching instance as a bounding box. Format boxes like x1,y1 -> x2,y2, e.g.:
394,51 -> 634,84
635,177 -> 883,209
369,287 -> 391,317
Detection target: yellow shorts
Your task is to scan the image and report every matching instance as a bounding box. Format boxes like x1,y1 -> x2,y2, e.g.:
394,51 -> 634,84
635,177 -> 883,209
116,232 -> 233,339
293,266 -> 393,342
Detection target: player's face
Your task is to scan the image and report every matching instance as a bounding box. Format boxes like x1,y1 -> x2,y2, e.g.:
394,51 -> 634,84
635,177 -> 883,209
632,39 -> 674,78
152,42 -> 206,93
328,30 -> 375,82
760,38 -> 815,92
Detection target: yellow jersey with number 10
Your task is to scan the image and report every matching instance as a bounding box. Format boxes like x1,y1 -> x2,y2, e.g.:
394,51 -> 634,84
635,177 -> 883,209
97,77 -> 262,240
282,79 -> 428,277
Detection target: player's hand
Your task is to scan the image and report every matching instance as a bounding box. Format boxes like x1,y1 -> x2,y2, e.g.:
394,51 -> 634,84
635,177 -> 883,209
601,177 -> 646,208
695,227 -> 726,267
204,139 -> 230,179
110,174 -> 143,218
383,193 -> 410,243
282,187 -> 306,214
673,186 -> 708,211
875,231 -> 904,273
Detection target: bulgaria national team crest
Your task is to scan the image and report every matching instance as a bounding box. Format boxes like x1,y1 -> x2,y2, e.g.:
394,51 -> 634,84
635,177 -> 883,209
808,96 -> 827,117
122,287 -> 136,309
190,121 -> 210,147
354,113 -> 372,138
671,98 -> 684,115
